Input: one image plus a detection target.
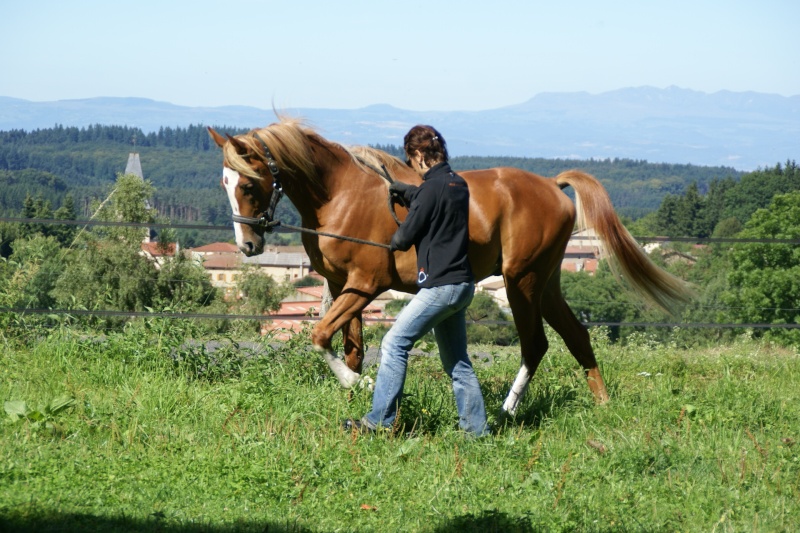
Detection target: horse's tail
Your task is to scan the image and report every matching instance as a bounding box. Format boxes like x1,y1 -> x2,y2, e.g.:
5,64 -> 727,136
555,170 -> 694,315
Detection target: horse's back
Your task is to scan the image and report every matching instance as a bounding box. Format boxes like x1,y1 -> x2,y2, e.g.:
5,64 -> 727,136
460,167 -> 576,280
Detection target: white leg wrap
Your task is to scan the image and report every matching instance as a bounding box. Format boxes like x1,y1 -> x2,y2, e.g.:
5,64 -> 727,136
501,365 -> 532,416
315,346 -> 361,389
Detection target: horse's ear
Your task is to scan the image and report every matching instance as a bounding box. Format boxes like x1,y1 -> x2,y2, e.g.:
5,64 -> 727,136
208,127 -> 227,148
225,133 -> 249,155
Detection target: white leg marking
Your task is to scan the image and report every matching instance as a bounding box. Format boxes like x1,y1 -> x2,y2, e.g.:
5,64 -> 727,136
501,365 -> 532,416
314,345 -> 361,389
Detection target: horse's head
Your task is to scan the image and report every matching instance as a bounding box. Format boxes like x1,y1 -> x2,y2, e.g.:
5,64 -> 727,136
208,127 -> 280,256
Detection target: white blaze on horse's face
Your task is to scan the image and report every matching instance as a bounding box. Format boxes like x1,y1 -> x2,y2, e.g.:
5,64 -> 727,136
222,167 -> 248,252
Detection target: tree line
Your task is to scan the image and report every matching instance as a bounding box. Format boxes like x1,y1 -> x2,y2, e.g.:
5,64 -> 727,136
639,160 -> 800,239
0,124 -> 251,151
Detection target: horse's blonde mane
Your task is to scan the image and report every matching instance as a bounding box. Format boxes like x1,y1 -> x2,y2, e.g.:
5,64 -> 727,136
346,145 -> 406,175
223,117 -> 317,182
223,116 -> 406,184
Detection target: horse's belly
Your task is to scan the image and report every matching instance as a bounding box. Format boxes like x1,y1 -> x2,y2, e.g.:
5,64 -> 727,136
468,242 -> 502,282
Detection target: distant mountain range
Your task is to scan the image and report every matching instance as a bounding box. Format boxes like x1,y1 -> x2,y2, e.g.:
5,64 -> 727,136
1,87 -> 798,170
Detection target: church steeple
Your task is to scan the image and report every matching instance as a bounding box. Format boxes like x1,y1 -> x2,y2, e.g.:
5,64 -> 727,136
124,152 -> 143,178
125,131 -> 143,178
124,132 -> 152,241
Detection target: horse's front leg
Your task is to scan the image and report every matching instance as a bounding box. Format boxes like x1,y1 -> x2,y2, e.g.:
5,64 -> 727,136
311,287 -> 372,389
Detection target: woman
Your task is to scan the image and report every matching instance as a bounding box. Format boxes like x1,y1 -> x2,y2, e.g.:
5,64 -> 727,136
344,125 -> 489,437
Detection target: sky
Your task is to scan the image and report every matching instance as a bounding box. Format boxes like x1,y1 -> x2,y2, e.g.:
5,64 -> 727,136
1,0 -> 798,112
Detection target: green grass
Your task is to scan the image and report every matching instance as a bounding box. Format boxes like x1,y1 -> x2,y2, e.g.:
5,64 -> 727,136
1,324 -> 799,532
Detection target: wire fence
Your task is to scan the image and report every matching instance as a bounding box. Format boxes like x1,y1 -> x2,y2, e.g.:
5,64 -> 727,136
2,215 -> 799,330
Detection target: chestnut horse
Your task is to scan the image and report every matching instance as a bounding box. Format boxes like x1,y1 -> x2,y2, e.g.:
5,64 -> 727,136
209,118 -> 691,416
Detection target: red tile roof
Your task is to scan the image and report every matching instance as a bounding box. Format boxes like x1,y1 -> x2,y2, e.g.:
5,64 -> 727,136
202,255 -> 241,269
140,242 -> 177,257
295,286 -> 326,299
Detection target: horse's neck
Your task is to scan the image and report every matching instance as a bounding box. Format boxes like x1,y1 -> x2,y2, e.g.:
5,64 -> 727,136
282,139 -> 397,230
282,180 -> 324,227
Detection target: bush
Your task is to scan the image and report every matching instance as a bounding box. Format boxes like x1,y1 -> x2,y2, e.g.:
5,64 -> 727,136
292,275 -> 323,287
466,292 -> 516,345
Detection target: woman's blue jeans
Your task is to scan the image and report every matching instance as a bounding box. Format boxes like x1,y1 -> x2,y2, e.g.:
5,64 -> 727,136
363,281 -> 489,436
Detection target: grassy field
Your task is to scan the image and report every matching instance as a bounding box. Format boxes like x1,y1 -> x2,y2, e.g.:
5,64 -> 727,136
1,323 -> 799,532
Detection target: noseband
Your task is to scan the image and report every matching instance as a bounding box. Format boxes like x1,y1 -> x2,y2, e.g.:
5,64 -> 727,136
230,133 -> 284,234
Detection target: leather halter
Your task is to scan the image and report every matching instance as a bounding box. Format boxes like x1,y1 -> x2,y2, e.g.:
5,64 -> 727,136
230,133 -> 284,233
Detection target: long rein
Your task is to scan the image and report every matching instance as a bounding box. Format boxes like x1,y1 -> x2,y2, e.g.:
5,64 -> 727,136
230,136 -> 401,250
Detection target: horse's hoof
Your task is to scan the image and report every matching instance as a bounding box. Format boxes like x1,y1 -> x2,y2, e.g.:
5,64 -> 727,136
316,347 -> 362,388
338,371 -> 362,389
498,407 -> 517,419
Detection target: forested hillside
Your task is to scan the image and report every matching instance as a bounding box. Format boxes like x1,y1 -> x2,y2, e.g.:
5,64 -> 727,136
1,124 -> 743,243
632,160 -> 800,238
0,125 -> 249,225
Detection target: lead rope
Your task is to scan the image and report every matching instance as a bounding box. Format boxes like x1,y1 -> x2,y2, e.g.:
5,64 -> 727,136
261,220 -> 391,249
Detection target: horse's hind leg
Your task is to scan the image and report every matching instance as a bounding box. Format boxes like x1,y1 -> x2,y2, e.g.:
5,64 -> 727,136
542,275 -> 609,403
341,313 -> 364,373
501,273 -> 549,416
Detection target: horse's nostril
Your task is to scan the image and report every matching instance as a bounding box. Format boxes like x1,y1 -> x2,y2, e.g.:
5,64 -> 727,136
244,242 -> 254,254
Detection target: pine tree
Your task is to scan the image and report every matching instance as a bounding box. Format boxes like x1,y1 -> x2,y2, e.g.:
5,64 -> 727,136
53,193 -> 77,246
674,182 -> 702,237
